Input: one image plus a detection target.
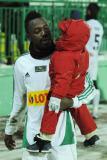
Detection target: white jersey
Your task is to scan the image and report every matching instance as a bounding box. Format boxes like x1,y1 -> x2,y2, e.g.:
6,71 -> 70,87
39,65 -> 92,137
5,53 -> 95,146
5,53 -> 51,144
86,19 -> 104,80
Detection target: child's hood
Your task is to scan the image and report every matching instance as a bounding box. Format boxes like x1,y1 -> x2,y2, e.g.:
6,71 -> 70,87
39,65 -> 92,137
56,19 -> 90,52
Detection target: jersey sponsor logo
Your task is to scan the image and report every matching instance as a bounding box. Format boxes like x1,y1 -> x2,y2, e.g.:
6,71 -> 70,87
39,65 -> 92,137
27,90 -> 49,106
35,65 -> 47,72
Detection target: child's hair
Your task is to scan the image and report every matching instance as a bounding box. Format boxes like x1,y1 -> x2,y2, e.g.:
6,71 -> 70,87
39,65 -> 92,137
25,11 -> 41,33
70,10 -> 81,20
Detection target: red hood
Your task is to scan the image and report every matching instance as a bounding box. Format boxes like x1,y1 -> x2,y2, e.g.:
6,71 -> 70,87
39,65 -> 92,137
56,19 -> 90,52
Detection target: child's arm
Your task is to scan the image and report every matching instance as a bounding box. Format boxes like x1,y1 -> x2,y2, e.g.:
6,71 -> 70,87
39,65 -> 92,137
49,52 -> 75,112
50,52 -> 75,98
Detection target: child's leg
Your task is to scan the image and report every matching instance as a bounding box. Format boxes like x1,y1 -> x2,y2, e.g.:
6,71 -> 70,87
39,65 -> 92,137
70,104 -> 99,146
40,105 -> 60,134
70,104 -> 97,135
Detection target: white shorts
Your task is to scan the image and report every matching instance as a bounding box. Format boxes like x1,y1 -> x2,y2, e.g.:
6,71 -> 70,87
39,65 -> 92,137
22,144 -> 77,160
22,148 -> 48,160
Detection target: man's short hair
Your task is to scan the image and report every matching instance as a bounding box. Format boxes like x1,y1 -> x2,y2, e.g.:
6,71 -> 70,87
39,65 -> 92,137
86,3 -> 100,20
25,11 -> 42,33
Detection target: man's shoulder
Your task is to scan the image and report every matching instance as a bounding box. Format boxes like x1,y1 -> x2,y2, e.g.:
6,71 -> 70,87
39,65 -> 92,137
14,53 -> 30,69
87,19 -> 103,35
87,19 -> 103,29
18,52 -> 29,60
16,53 -> 29,63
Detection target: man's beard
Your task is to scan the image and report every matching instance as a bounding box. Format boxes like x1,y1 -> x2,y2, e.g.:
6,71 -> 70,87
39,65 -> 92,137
29,40 -> 55,59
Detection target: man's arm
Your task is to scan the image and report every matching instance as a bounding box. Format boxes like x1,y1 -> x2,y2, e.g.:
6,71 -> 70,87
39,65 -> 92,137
73,73 -> 96,106
60,73 -> 96,110
4,60 -> 26,150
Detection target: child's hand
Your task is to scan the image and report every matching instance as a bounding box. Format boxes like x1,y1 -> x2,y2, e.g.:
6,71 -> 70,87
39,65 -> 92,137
49,97 -> 61,113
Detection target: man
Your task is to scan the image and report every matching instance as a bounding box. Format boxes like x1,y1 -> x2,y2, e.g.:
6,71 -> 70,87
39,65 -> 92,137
4,11 -> 77,160
4,11 -> 95,160
85,3 -> 104,118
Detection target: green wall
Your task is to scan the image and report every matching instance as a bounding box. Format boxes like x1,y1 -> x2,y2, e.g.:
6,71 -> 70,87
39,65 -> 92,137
0,66 -> 13,116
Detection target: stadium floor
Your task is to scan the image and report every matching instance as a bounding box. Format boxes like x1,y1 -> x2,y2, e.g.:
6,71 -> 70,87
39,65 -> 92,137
0,104 -> 107,160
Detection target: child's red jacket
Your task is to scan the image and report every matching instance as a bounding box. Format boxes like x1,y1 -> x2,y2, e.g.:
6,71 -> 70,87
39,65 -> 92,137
41,19 -> 90,134
50,19 -> 90,98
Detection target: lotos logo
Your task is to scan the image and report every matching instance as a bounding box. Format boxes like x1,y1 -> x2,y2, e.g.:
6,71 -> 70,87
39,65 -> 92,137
27,90 -> 49,107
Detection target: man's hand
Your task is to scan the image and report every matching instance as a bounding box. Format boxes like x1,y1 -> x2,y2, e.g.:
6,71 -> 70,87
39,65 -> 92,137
60,98 -> 73,111
4,134 -> 16,150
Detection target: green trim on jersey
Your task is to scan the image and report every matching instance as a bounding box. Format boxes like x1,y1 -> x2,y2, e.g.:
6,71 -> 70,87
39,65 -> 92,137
78,87 -> 94,100
61,111 -> 75,145
78,73 -> 94,100
22,116 -> 29,147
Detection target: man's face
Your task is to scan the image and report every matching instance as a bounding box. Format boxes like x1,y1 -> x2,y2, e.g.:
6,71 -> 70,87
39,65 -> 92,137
28,18 -> 53,49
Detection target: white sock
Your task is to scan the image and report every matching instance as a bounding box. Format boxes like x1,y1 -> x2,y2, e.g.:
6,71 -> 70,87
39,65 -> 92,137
85,130 -> 97,140
40,132 -> 53,141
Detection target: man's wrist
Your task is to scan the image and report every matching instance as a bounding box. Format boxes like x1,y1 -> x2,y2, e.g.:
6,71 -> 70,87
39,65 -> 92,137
5,123 -> 16,135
